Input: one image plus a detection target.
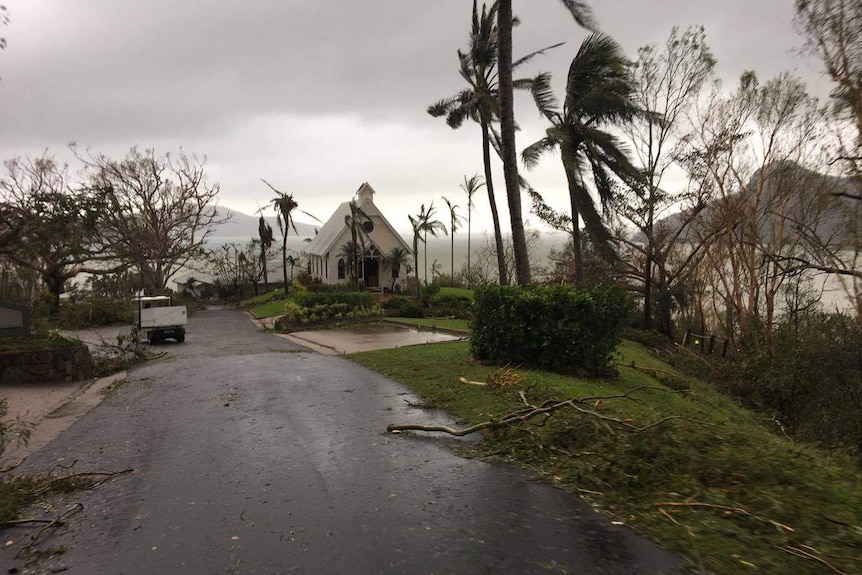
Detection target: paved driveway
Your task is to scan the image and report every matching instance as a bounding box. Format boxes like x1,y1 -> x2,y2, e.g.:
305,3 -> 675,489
1,307 -> 680,574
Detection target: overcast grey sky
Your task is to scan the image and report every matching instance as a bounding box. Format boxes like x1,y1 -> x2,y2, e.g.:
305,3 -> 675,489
0,1 -> 827,234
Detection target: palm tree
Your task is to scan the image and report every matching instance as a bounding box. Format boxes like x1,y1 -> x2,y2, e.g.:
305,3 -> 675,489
260,179 -> 320,291
441,196 -> 465,280
338,241 -> 359,282
343,200 -> 374,290
497,0 -> 596,285
522,33 -> 642,286
460,174 -> 484,287
428,1 -> 561,285
408,212 -> 425,297
382,246 -> 411,291
420,203 -> 447,285
258,215 -> 274,291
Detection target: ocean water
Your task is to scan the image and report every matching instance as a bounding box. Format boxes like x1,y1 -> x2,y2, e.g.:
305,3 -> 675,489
205,232 -> 571,283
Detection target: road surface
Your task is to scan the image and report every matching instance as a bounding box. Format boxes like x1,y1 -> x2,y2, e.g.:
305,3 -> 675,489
1,307 -> 681,574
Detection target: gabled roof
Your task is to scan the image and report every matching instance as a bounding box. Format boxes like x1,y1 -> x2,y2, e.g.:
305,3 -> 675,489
304,183 -> 411,257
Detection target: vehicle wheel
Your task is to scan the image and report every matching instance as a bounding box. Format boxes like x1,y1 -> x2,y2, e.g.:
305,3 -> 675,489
176,333 -> 185,343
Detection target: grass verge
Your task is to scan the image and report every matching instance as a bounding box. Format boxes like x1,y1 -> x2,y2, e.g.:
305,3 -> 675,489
348,340 -> 862,575
386,317 -> 471,332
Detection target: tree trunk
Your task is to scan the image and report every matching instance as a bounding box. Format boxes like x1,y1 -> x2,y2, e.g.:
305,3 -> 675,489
281,237 -> 288,292
643,187 -> 654,330
480,116 -> 509,285
497,0 -> 531,286
563,161 -> 584,286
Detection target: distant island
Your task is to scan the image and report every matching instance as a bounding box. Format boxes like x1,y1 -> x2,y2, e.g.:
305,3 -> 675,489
210,208 -> 318,239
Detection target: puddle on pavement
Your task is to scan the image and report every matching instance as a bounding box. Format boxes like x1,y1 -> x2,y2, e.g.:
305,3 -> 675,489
288,322 -> 464,354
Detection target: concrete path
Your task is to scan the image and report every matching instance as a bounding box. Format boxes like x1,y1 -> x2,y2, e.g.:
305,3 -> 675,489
0,307 -> 681,574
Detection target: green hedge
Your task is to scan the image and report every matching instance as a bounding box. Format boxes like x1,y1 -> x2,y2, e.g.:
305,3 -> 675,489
471,284 -> 631,374
293,291 -> 375,309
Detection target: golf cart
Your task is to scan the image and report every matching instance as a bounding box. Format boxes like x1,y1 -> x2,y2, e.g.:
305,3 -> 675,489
133,296 -> 187,344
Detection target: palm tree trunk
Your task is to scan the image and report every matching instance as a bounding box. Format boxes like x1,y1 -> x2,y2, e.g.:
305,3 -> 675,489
480,116 -> 509,285
424,230 -> 428,285
281,235 -> 288,290
467,207 -> 472,288
497,0 -> 531,286
450,221 -> 455,280
413,237 -> 421,297
564,163 -> 585,286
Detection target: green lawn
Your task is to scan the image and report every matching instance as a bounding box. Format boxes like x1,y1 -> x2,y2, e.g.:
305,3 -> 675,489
250,299 -> 288,319
348,340 -> 862,575
239,287 -> 289,308
386,317 -> 470,332
437,286 -> 473,299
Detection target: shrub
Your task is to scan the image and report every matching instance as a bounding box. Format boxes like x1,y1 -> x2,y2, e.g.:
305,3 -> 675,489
760,314 -> 862,451
294,291 -> 375,309
419,283 -> 441,307
398,301 -> 425,318
58,296 -> 132,329
429,293 -> 473,319
471,284 -> 632,374
382,296 -> 411,311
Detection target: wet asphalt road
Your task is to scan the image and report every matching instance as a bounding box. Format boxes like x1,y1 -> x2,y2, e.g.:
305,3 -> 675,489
1,307 -> 681,574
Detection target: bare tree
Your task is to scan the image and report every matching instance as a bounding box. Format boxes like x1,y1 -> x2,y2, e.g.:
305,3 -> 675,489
619,26 -> 716,331
84,147 -> 228,295
679,72 -> 835,352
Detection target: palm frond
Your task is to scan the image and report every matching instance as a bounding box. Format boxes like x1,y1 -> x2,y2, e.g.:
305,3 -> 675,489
557,0 -> 598,32
521,136 -> 558,169
513,41 -> 566,69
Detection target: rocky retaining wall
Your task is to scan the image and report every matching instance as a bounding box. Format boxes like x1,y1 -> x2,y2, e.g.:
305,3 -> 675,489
0,346 -> 94,385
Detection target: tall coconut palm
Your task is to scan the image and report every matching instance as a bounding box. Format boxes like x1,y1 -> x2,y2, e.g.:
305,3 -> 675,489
460,174 -> 484,287
343,200 -> 374,290
498,0 -> 597,285
428,0 -> 562,286
260,179 -> 320,291
522,33 -> 643,285
382,246 -> 411,291
441,196 -> 465,280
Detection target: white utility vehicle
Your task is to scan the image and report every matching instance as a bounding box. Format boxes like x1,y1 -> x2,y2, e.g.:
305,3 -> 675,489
133,296 -> 187,344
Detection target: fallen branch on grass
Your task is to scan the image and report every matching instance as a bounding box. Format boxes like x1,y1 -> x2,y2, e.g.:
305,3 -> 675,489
781,545 -> 849,575
387,387 -> 713,436
624,363 -> 687,383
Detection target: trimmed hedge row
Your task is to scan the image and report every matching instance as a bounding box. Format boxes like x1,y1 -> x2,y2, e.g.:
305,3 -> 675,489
293,291 -> 375,309
471,284 -> 631,374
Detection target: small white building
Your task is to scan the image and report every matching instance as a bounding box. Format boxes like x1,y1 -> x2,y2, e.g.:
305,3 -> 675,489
304,183 -> 412,291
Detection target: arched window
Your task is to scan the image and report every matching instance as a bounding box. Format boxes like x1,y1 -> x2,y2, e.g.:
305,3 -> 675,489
337,259 -> 345,280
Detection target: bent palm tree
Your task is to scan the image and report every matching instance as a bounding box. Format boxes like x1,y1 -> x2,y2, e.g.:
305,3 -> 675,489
441,196 -> 465,280
428,0 -> 562,285
522,33 -> 643,285
260,179 -> 320,291
258,215 -> 274,290
497,0 -> 596,285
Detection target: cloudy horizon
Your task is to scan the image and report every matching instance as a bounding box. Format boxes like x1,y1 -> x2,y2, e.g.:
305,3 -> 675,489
0,1 -> 829,235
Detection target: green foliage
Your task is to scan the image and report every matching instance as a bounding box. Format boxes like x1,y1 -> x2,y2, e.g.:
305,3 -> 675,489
57,296 -> 132,329
350,341 -> 862,575
293,291 -> 375,309
396,301 -> 425,319
280,301 -> 381,326
471,284 -> 632,374
761,314 -> 862,451
418,283 -> 441,306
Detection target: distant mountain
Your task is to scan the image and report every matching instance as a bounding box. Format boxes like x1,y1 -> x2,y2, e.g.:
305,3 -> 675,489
649,162 -> 859,245
209,208 -> 319,239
